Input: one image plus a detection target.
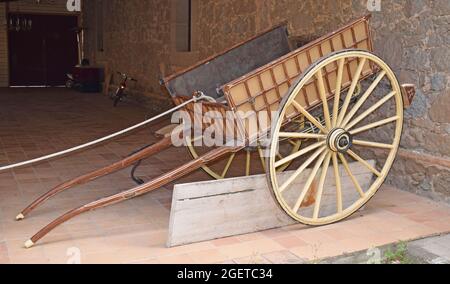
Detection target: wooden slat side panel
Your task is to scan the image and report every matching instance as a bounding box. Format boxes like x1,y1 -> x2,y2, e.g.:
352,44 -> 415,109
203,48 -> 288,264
223,17 -> 374,142
172,96 -> 245,143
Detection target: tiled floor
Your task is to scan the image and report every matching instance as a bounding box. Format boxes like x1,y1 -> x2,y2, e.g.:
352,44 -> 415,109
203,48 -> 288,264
0,88 -> 450,264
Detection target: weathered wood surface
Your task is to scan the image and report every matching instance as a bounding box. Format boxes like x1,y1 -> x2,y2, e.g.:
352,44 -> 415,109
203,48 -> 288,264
168,160 -> 375,247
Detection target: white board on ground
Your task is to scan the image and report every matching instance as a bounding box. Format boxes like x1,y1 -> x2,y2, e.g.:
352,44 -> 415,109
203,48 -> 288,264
167,160 -> 375,247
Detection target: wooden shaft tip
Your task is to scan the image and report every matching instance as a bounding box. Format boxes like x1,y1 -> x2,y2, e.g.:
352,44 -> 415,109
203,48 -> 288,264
16,213 -> 25,221
24,239 -> 35,249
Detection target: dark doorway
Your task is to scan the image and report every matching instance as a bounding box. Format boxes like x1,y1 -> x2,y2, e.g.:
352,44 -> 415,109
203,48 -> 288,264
8,14 -> 79,86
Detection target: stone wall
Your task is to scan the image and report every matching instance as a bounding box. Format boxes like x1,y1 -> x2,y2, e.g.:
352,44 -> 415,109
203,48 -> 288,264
351,0 -> 450,203
83,0 -> 450,203
83,0 -> 174,112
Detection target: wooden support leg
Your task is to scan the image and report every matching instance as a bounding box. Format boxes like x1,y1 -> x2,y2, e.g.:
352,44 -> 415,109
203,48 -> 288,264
17,136 -> 173,221
24,145 -> 241,248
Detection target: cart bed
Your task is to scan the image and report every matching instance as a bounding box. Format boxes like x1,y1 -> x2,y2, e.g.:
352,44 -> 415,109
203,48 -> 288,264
163,15 -> 375,144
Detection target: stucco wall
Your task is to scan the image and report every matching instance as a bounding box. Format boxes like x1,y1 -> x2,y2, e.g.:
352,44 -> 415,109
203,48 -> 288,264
83,0 -> 450,203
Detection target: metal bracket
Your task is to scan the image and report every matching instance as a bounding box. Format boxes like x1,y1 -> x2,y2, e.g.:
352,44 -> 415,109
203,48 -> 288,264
401,84 -> 416,109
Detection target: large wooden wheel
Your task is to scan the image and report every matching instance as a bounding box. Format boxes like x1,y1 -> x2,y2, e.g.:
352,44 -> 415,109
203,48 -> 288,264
268,50 -> 404,225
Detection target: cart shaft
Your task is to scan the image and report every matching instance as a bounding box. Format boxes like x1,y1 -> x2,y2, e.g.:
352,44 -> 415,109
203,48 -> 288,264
25,144 -> 242,248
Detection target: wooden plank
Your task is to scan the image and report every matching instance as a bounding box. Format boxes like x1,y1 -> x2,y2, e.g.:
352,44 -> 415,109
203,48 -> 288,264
168,160 -> 375,247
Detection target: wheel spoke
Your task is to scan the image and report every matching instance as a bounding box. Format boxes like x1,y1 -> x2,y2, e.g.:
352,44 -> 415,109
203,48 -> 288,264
338,153 -> 365,198
279,132 -> 326,140
337,58 -> 367,126
220,153 -> 236,178
316,68 -> 332,129
291,101 -> 327,133
346,91 -> 396,130
347,149 -> 382,177
341,71 -> 386,128
353,139 -> 394,149
313,153 -> 332,219
332,153 -> 343,213
293,151 -> 328,212
257,146 -> 267,172
350,116 -> 400,135
245,150 -> 251,176
275,141 -> 326,168
279,146 -> 326,193
187,136 -> 203,158
332,58 -> 345,128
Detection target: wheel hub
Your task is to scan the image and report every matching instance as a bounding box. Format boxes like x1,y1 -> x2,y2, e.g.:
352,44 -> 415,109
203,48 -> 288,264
327,128 -> 353,153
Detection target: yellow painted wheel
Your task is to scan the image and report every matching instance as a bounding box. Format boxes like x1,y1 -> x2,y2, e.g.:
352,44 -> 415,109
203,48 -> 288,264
268,50 -> 404,225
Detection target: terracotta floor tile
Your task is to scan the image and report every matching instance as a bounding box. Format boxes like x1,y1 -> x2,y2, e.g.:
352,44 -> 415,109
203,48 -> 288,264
311,242 -> 348,260
294,230 -> 335,246
127,258 -> 161,264
273,235 -> 308,249
81,251 -> 127,264
290,245 -> 323,261
233,255 -> 271,264
217,243 -> 263,260
261,228 -> 292,238
336,237 -> 378,254
159,241 -> 215,257
236,232 -> 266,242
188,249 -> 228,264
262,250 -> 305,264
211,236 -> 241,247
321,228 -> 357,241
422,219 -> 450,232
0,242 -> 9,264
158,253 -> 195,264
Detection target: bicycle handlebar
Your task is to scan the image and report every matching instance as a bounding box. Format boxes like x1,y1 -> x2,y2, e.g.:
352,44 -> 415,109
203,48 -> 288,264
117,72 -> 137,82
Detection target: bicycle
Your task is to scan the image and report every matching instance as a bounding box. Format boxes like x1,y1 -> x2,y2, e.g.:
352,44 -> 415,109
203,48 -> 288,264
110,72 -> 137,107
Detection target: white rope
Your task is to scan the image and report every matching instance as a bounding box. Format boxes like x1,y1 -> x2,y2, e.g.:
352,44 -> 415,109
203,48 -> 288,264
0,93 -> 213,172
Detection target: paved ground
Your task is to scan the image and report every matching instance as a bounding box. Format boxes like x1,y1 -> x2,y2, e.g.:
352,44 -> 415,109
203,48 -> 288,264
0,88 -> 449,264
407,234 -> 450,264
319,233 -> 450,264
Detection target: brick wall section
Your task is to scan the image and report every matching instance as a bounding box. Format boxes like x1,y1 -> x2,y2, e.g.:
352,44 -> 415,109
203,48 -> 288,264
83,0 -> 450,203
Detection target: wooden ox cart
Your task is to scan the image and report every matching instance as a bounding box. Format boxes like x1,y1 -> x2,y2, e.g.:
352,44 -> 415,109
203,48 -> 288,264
15,15 -> 415,248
